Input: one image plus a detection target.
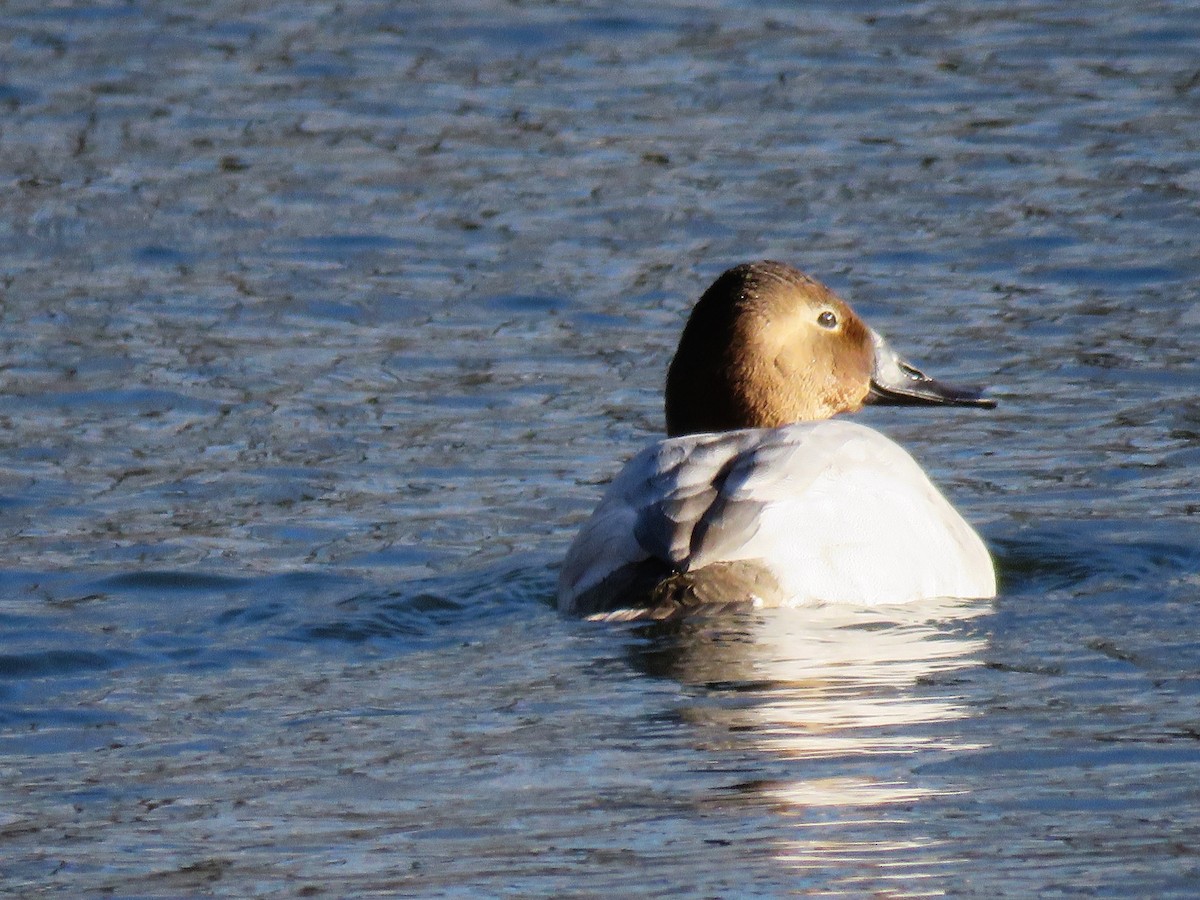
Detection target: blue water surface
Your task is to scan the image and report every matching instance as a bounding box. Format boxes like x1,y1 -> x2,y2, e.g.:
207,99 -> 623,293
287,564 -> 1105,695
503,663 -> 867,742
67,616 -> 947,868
1,0 -> 1199,895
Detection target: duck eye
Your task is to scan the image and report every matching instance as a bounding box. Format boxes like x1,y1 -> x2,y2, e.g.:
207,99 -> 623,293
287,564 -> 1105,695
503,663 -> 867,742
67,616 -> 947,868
817,310 -> 838,329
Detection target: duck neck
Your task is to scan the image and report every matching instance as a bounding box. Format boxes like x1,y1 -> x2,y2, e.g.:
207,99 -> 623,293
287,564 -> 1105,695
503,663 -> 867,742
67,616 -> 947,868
665,346 -> 826,437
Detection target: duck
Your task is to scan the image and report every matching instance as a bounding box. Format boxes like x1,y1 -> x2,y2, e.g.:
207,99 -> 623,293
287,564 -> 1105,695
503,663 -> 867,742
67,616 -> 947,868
558,260 -> 997,620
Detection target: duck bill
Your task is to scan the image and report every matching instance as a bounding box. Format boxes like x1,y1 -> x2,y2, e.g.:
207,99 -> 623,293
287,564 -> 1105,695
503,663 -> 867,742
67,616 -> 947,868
866,330 -> 996,408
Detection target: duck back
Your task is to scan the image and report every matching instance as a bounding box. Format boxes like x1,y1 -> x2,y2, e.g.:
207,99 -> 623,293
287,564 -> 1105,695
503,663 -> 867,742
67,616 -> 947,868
557,420 -> 995,619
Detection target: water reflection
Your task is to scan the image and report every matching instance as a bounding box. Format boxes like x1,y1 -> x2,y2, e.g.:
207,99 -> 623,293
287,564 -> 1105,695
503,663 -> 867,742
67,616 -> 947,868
627,600 -> 988,888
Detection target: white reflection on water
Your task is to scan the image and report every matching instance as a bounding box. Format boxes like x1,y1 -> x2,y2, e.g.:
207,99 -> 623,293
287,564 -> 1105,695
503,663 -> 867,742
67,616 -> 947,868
631,598 -> 989,892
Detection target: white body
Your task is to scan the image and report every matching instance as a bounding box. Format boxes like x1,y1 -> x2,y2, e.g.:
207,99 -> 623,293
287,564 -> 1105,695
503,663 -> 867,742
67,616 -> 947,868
558,420 -> 995,615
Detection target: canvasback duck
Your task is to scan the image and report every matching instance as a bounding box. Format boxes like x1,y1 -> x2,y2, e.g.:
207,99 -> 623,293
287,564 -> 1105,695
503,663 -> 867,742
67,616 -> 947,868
558,260 -> 997,620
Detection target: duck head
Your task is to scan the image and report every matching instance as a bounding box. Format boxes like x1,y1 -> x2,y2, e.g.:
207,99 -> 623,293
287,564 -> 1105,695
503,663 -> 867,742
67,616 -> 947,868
665,260 -> 994,437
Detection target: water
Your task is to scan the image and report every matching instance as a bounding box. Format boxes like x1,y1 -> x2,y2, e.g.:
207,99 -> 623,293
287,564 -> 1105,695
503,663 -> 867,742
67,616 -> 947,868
2,0 -> 1199,895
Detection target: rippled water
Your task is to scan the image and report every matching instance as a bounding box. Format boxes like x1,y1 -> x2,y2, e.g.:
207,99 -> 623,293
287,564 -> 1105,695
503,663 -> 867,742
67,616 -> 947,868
2,0 -> 1200,895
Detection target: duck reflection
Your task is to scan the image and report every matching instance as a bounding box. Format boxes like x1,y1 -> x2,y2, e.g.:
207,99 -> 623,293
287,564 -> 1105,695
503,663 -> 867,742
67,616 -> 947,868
624,600 -> 988,884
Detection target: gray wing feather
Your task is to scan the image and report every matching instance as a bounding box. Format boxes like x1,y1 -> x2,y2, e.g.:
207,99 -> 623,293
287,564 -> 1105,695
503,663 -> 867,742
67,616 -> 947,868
560,429 -> 774,613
